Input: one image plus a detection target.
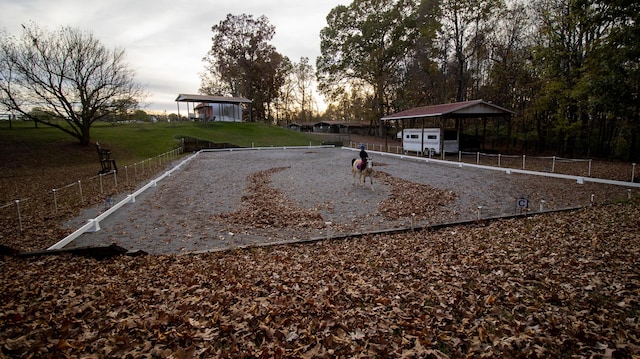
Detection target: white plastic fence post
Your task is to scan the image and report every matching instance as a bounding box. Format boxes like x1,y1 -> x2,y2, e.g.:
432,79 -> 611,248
552,156 -> 556,172
588,159 -> 592,177
632,163 -> 636,183
78,180 -> 83,203
52,189 -> 58,215
522,155 -> 526,170
125,165 -> 129,185
113,170 -> 118,188
476,152 -> 480,165
498,154 -> 501,167
15,200 -> 22,232
458,151 -> 461,162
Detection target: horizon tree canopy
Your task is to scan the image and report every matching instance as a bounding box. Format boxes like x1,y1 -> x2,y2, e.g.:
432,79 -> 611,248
0,23 -> 146,145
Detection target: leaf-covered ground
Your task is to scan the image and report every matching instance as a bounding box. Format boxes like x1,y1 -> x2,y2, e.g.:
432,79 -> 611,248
2,199 -> 639,358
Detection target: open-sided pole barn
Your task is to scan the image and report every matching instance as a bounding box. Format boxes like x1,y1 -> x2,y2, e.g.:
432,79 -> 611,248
380,99 -> 514,159
175,94 -> 252,122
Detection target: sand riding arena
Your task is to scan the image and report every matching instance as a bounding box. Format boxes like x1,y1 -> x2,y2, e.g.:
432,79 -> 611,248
62,147 -> 630,254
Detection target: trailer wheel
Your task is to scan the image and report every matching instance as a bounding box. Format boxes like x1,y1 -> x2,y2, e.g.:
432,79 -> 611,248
424,148 -> 436,157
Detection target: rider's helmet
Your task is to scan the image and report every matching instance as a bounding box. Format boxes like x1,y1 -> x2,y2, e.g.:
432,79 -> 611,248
360,144 -> 365,150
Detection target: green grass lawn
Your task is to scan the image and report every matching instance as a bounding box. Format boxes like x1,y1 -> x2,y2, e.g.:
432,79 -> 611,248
0,120 -> 324,165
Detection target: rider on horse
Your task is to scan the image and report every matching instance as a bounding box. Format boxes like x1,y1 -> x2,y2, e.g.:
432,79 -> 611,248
359,144 -> 369,171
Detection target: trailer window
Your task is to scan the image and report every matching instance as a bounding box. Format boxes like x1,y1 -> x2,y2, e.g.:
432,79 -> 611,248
427,135 -> 437,139
408,134 -> 419,139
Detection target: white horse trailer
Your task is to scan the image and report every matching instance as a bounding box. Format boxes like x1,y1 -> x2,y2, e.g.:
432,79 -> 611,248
401,128 -> 459,155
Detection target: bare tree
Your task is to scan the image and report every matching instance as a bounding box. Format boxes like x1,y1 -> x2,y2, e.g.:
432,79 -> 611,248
0,24 -> 145,145
293,57 -> 316,121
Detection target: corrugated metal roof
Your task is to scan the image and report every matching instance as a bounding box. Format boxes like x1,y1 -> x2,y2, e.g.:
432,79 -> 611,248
381,100 -> 513,120
175,94 -> 252,104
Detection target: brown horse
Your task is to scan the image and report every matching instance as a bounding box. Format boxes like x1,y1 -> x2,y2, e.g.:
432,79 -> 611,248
351,158 -> 373,189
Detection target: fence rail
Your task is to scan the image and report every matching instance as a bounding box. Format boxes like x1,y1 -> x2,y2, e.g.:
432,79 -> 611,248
350,141 -> 637,183
1,147 -> 184,234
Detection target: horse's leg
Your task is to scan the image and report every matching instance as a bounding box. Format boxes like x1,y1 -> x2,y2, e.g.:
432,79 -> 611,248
365,169 -> 373,189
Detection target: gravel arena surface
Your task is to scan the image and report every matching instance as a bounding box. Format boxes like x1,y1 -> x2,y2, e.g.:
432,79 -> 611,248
65,147 -> 629,254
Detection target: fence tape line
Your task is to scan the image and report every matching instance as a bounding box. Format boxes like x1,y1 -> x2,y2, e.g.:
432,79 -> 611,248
44,144 -> 638,251
344,147 -> 640,188
47,145 -> 334,251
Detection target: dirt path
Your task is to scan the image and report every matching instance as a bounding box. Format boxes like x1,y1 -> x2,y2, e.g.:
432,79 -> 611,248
65,148 -> 627,254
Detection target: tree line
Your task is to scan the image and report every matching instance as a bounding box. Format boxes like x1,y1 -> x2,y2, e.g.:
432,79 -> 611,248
202,0 -> 638,160
1,0 -> 637,160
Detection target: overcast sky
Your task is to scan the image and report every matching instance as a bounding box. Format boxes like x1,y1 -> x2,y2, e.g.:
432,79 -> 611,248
1,0 -> 348,113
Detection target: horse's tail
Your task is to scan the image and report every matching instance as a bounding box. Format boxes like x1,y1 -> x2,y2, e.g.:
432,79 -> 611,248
351,158 -> 356,166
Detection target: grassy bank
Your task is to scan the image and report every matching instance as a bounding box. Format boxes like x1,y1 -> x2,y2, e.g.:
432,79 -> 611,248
0,120 -> 323,165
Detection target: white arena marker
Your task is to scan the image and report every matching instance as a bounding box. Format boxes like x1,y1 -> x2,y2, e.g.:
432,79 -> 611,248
87,219 -> 101,232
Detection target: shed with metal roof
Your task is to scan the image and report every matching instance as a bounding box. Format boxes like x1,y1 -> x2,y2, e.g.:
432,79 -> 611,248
175,94 -> 252,122
381,99 -> 514,158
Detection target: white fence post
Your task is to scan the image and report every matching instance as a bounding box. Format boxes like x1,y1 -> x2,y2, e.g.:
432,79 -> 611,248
15,200 -> 22,232
632,163 -> 636,183
78,180 -> 83,203
52,189 -> 58,215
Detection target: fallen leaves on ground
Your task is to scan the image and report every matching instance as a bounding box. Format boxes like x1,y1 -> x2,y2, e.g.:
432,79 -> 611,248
376,171 -> 458,221
214,167 -> 325,230
2,199 -> 639,358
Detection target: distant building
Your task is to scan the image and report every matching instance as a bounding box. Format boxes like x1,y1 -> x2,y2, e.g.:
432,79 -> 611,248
175,94 -> 252,122
287,120 -> 372,135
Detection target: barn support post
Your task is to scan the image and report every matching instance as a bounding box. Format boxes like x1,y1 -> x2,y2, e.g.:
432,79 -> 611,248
421,119 -> 425,156
440,118 -> 445,160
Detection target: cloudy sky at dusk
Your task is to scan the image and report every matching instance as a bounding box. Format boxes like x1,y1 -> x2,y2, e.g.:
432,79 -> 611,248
1,0 -> 348,113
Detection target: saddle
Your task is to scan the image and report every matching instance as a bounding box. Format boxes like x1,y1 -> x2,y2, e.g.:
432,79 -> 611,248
358,161 -> 367,171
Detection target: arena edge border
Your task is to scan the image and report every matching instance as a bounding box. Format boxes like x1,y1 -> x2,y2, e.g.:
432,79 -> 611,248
48,145 -> 637,253
47,145 -> 336,251
185,205 -> 585,255
346,147 -> 640,188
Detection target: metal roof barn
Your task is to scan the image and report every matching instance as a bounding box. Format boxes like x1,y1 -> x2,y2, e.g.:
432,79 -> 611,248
380,99 -> 514,158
